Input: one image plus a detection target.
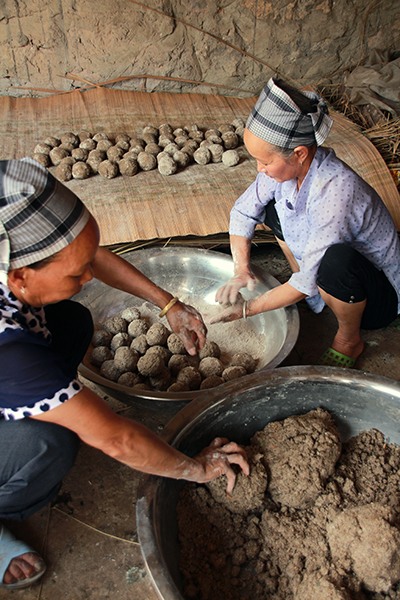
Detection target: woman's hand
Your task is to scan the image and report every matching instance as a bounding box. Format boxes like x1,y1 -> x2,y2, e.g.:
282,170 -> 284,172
190,437 -> 249,494
166,301 -> 207,355
205,301 -> 244,324
215,271 -> 256,306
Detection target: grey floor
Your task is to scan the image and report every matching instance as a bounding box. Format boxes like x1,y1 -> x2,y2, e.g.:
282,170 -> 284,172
1,244 -> 399,600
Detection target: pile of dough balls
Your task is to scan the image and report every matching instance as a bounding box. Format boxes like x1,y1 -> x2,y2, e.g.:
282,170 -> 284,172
89,306 -> 257,393
32,119 -> 245,183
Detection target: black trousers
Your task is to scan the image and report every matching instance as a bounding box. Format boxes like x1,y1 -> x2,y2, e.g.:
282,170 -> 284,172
264,203 -> 399,330
0,300 -> 93,520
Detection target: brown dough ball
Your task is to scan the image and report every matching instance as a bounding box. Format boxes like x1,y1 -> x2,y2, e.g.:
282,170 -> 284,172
158,135 -> 175,148
185,123 -> 200,132
59,142 -> 75,153
218,123 -> 235,134
77,130 -> 92,142
146,322 -> 170,347
205,129 -> 221,139
59,156 -> 76,166
137,352 -> 164,377
34,143 -> 52,155
32,153 -> 50,167
72,162 -> 91,180
167,333 -> 186,355
158,155 -> 177,176
167,382 -> 190,393
90,346 -> 113,367
110,332 -> 131,352
128,319 -> 148,338
231,118 -> 245,129
100,360 -> 121,382
122,150 -> 139,161
200,375 -> 224,389
176,366 -> 202,390
174,135 -> 189,148
222,365 -> 247,381
118,158 -> 138,176
117,372 -> 142,387
114,346 -> 139,373
137,152 -> 157,171
146,345 -> 171,364
107,145 -> 124,162
93,132 -> 109,142
222,149 -> 240,167
163,143 -> 180,156
96,139 -> 113,152
87,149 -> 106,173
120,307 -> 140,322
173,151 -> 191,168
145,143 -> 162,156
133,383 -> 152,391
103,316 -> 128,335
130,142 -> 145,155
98,160 -> 118,179
208,143 -> 224,163
222,131 -> 239,149
235,126 -> 245,141
193,148 -> 211,165
92,329 -> 112,348
198,340 -> 221,360
199,357 -> 224,378
49,147 -> 69,165
55,163 -> 72,182
159,123 -> 173,135
142,133 -> 157,145
130,334 -> 149,355
149,367 -> 171,391
168,354 -> 189,376
60,132 -> 79,147
231,352 -> 256,373
71,147 -> 88,161
44,136 -> 60,148
115,133 -> 131,144
142,125 -> 159,137
116,140 -> 130,152
200,139 -> 213,149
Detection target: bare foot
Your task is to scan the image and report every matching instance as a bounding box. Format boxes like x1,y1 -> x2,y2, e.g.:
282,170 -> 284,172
3,552 -> 45,585
331,336 -> 364,360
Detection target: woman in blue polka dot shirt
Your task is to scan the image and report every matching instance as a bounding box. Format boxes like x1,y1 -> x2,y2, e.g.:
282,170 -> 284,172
212,78 -> 400,369
0,158 -> 248,590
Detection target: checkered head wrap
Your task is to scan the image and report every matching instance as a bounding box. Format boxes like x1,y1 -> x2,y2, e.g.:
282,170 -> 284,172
246,78 -> 333,149
0,158 -> 90,285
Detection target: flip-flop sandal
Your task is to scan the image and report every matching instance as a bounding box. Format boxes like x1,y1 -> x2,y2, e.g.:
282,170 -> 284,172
317,347 -> 356,368
0,526 -> 46,590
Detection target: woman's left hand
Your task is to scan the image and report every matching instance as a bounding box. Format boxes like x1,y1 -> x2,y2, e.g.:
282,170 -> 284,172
205,302 -> 243,324
192,437 -> 249,494
166,301 -> 207,355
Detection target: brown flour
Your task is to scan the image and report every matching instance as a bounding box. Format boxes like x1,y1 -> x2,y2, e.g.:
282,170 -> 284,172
177,409 -> 400,600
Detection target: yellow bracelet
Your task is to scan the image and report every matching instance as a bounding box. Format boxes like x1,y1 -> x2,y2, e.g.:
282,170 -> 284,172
158,296 -> 179,318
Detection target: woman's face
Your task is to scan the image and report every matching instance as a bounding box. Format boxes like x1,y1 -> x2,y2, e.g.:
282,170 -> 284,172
10,216 -> 100,307
243,128 -> 303,183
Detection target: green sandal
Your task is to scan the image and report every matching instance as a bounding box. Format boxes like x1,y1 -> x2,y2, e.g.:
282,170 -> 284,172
317,347 -> 356,368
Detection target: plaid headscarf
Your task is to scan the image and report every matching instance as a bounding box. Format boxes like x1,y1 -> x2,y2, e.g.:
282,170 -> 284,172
0,158 -> 90,285
246,78 -> 333,149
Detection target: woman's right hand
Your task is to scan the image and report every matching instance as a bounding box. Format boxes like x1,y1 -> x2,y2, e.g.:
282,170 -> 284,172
215,271 -> 257,306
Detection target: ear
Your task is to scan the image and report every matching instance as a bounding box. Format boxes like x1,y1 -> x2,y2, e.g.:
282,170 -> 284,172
293,146 -> 311,164
7,267 -> 29,293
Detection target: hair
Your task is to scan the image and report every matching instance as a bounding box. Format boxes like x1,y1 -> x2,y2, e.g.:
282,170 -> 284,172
270,78 -> 318,159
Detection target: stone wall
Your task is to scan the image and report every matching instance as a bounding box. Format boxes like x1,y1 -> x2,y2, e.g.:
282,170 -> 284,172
1,0 -> 399,98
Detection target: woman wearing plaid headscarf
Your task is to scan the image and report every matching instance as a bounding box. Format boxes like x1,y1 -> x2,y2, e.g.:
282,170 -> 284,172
0,158 -> 248,589
212,78 -> 400,368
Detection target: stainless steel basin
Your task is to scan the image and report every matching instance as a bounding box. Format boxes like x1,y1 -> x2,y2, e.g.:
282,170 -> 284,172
73,246 -> 299,403
136,366 -> 400,600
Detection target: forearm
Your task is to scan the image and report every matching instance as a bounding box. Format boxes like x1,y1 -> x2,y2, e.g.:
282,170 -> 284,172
91,247 -> 173,309
248,282 -> 306,315
230,235 -> 253,275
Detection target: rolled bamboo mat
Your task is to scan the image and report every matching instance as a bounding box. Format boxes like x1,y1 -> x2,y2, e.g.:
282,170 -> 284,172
0,88 -> 399,243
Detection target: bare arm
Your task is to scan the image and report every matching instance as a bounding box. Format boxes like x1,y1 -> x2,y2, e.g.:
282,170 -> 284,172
215,235 -> 257,305
209,281 -> 306,323
31,387 -> 249,493
91,247 -> 206,354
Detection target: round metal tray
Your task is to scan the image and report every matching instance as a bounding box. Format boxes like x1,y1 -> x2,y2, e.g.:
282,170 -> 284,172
136,366 -> 400,600
73,246 -> 299,403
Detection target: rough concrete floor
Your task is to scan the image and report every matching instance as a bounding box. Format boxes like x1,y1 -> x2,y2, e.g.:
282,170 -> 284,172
1,244 -> 399,600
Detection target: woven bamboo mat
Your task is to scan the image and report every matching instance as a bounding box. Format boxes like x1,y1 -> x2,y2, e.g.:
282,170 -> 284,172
1,88 -> 399,243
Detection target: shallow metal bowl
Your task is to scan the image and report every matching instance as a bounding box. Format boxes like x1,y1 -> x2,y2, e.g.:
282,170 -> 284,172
74,247 -> 299,403
136,366 -> 400,600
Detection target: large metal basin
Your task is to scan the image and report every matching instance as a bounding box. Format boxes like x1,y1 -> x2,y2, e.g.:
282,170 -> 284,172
74,246 -> 299,403
136,366 -> 400,600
